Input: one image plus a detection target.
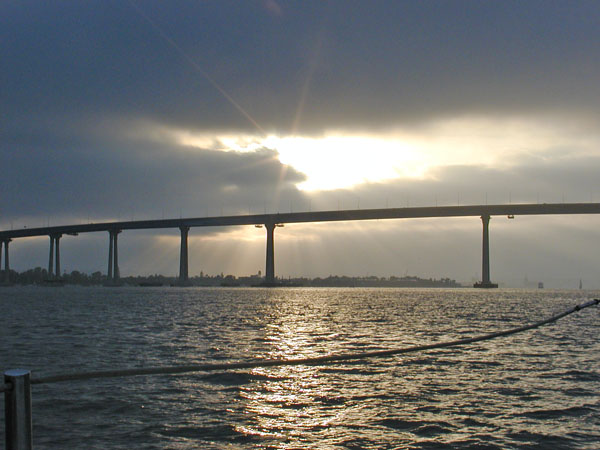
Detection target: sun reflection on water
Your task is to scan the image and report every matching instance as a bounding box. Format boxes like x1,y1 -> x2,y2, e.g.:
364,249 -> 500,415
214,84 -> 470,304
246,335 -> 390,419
2,288 -> 598,448
236,316 -> 334,440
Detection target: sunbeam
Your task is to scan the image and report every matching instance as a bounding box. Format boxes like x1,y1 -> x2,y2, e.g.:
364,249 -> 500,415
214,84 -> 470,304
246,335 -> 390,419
127,0 -> 266,135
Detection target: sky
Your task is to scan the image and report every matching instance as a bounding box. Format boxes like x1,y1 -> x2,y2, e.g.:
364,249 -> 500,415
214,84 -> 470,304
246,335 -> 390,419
2,0 -> 600,287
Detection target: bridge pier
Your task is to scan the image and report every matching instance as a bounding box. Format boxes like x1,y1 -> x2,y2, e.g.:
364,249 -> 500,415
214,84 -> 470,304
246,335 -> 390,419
1,239 -> 11,283
107,232 -> 113,280
107,230 -> 121,284
179,226 -> 190,285
48,236 -> 54,278
474,215 -> 498,288
113,231 -> 119,280
55,235 -> 61,278
47,234 -> 62,279
265,223 -> 276,285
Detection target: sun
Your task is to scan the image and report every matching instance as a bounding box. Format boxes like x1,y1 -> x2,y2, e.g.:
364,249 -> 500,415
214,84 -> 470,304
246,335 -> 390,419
166,116 -> 575,193
263,134 -> 425,191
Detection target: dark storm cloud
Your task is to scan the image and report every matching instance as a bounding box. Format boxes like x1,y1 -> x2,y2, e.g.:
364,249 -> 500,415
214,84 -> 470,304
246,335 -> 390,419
0,123 -> 306,224
3,1 -> 599,135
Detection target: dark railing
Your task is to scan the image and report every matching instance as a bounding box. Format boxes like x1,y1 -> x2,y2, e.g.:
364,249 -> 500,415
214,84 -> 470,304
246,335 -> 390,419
4,299 -> 599,450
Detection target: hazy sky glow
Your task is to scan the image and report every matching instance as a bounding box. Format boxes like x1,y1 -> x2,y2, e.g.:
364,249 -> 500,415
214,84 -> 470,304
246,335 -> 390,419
2,1 -> 600,287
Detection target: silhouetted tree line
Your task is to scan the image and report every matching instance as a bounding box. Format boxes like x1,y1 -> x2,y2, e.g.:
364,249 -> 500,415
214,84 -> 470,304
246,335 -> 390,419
3,267 -> 105,285
2,268 -> 460,288
288,275 -> 460,287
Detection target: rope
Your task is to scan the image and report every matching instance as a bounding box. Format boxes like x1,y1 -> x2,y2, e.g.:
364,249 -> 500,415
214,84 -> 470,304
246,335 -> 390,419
30,299 -> 599,386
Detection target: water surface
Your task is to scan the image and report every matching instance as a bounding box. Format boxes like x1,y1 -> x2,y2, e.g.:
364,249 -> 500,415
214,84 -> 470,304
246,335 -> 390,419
1,287 -> 599,449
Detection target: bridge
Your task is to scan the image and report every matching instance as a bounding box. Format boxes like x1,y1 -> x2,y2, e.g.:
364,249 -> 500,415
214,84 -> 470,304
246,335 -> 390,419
1,202 -> 599,287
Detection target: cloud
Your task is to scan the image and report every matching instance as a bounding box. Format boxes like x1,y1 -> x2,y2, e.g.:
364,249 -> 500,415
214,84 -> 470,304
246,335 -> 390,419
0,124 -> 307,225
3,1 -> 599,135
297,148 -> 600,214
2,1 -> 600,286
262,0 -> 283,17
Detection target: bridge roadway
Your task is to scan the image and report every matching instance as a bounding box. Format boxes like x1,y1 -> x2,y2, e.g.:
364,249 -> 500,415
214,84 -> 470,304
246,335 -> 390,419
0,202 -> 599,286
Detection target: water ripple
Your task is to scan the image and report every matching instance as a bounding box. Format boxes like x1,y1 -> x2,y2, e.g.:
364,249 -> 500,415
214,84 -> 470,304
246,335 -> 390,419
1,286 -> 599,449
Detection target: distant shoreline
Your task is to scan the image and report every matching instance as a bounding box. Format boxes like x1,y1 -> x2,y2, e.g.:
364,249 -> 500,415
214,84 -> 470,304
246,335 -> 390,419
3,268 -> 462,288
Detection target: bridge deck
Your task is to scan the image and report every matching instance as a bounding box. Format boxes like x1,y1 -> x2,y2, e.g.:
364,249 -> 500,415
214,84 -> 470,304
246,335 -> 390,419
2,203 -> 600,239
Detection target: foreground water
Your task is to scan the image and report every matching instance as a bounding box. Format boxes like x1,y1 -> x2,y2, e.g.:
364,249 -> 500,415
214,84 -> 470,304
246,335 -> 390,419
1,287 -> 599,449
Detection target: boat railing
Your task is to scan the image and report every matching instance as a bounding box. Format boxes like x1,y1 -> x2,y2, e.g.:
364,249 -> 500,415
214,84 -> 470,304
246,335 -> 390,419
3,298 -> 599,450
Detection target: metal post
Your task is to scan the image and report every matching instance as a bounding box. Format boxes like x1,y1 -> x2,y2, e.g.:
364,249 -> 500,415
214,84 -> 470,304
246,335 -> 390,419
179,226 -> 189,283
48,236 -> 55,278
4,369 -> 33,450
265,223 -> 275,285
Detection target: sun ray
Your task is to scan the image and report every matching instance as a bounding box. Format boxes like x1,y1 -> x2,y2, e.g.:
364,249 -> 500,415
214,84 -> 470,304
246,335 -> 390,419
291,32 -> 324,135
128,0 -> 266,135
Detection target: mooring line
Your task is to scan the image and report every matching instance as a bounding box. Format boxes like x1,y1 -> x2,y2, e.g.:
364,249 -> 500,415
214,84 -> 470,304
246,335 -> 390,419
28,299 -> 599,386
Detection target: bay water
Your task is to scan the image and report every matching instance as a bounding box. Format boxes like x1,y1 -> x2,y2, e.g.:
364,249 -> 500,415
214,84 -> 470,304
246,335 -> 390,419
1,286 -> 599,449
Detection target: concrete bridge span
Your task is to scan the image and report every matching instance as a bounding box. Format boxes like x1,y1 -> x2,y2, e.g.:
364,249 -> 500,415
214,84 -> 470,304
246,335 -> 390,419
1,203 -> 599,286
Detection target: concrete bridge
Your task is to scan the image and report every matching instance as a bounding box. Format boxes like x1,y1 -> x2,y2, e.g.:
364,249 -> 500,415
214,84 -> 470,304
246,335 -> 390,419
1,202 -> 599,287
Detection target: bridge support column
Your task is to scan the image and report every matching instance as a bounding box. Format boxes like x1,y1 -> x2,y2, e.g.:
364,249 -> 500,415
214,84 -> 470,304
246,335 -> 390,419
113,231 -> 120,280
265,223 -> 276,285
107,230 -> 121,284
474,215 -> 498,288
48,236 -> 55,278
54,235 -> 61,279
1,239 -> 11,283
107,232 -> 113,281
47,234 -> 62,279
179,226 -> 190,285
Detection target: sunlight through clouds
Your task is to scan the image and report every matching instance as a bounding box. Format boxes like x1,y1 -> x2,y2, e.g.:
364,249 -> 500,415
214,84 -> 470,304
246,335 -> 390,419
4,0 -> 600,287
265,135 -> 424,191
165,114 -> 600,193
